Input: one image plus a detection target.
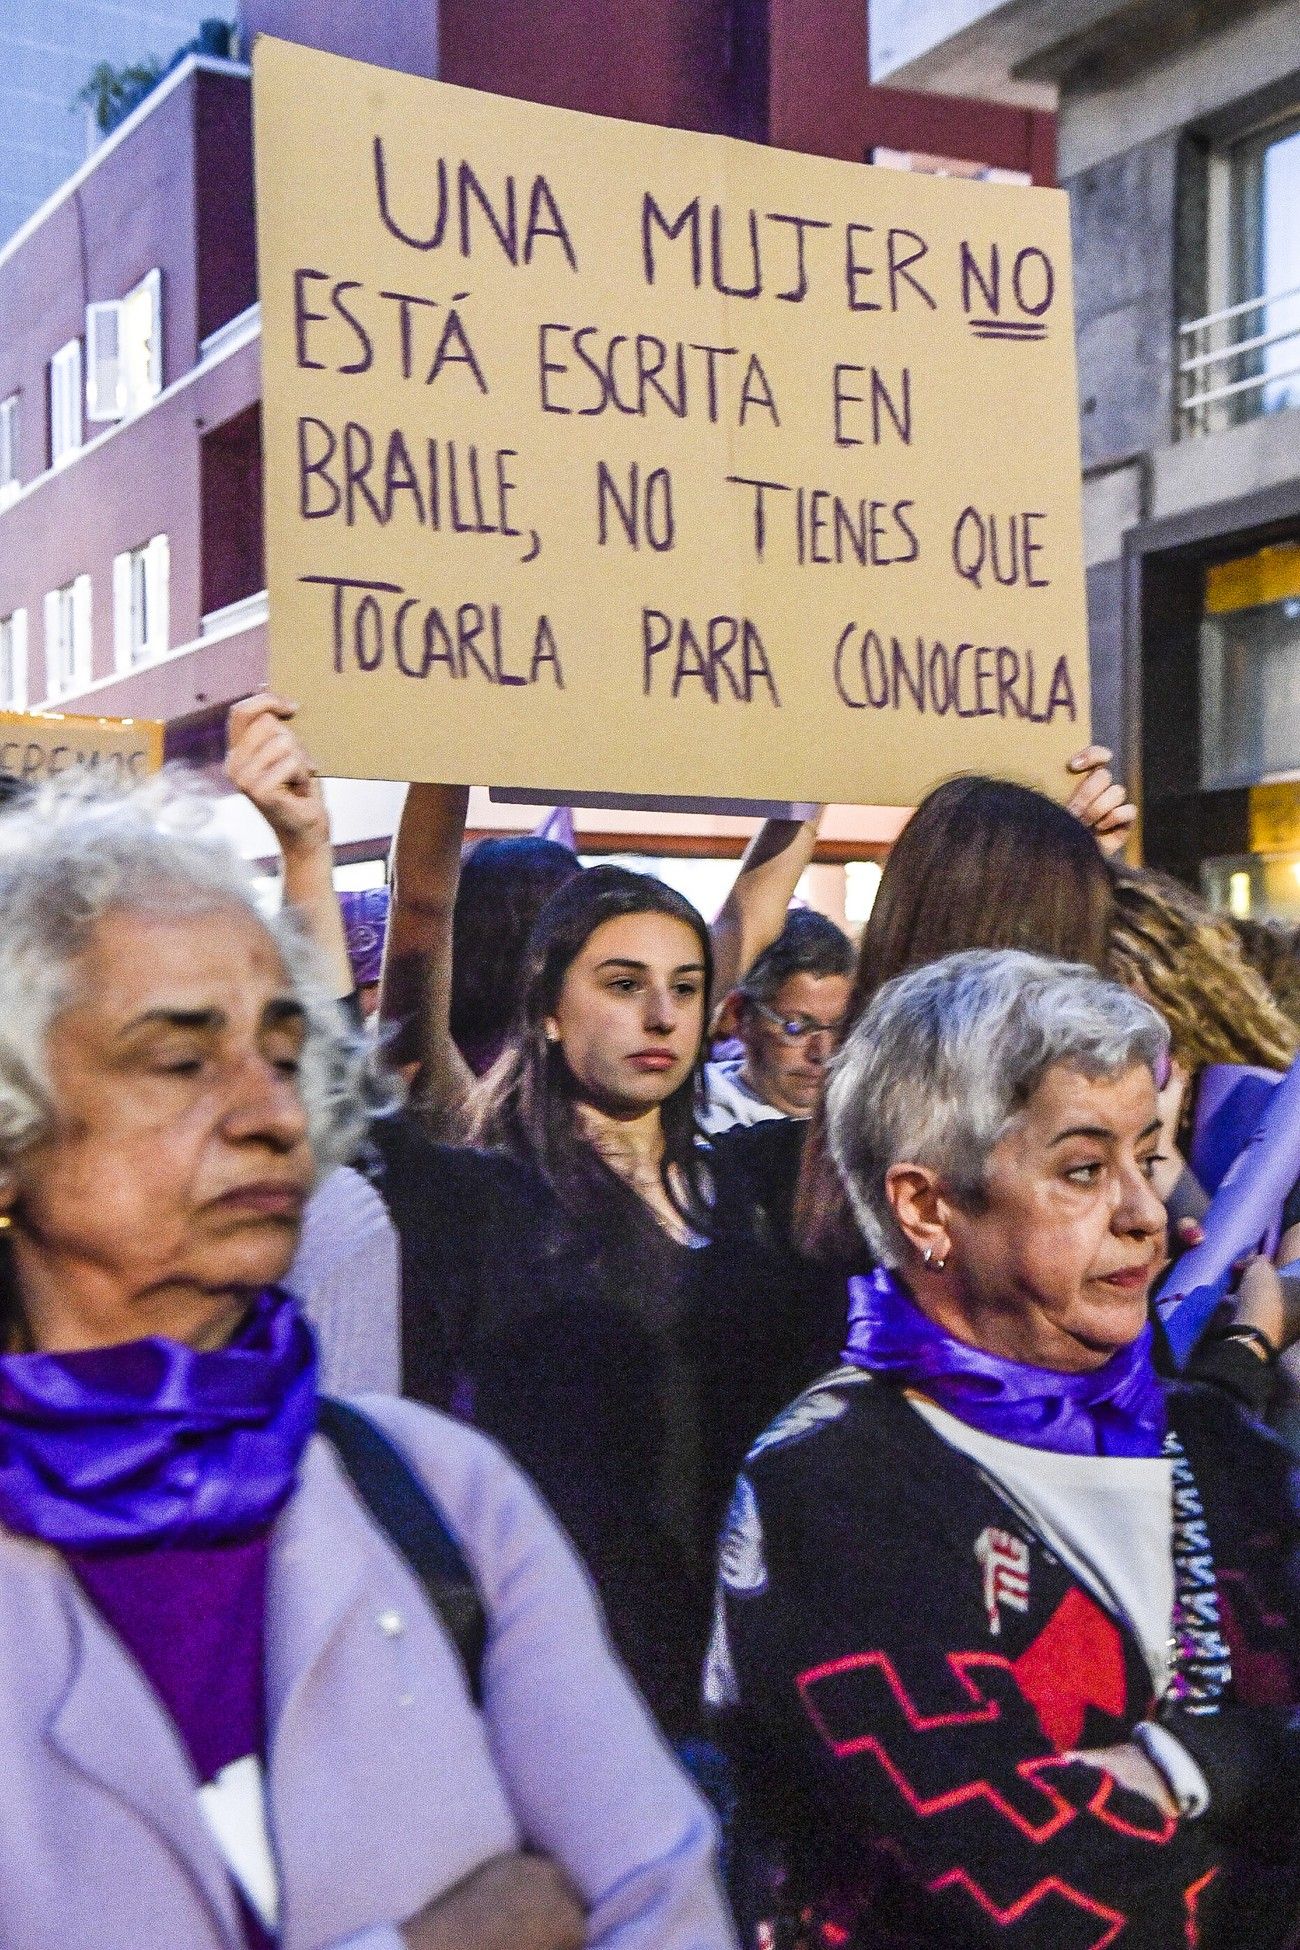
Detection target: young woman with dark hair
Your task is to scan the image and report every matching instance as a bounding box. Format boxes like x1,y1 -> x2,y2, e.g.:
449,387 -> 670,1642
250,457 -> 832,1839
379,783 -> 822,1139
371,862 -> 781,1741
468,866 -> 715,1248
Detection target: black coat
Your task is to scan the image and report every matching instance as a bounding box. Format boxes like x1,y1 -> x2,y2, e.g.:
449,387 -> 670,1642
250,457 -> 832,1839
370,1110 -> 845,1738
712,1368 -> 1300,1949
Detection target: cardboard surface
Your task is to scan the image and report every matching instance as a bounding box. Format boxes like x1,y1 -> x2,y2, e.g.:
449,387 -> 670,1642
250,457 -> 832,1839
255,37 -> 1091,806
0,710 -> 164,784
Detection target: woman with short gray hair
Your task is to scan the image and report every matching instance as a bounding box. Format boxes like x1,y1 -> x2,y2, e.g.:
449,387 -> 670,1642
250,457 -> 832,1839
712,950 -> 1300,1949
0,776 -> 735,1950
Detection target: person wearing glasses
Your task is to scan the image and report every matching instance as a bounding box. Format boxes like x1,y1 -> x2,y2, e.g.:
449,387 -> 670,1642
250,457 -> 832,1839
702,910 -> 852,1136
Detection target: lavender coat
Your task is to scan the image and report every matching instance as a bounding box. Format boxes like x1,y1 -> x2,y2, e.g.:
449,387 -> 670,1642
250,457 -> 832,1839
0,1396 -> 736,1950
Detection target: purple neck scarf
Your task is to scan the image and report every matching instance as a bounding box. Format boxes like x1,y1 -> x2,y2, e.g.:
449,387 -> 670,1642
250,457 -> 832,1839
0,1289 -> 317,1552
844,1266 -> 1166,1458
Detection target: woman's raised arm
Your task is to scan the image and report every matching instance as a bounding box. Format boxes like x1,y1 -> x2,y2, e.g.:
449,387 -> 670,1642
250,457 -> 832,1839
379,783 -> 476,1130
709,808 -> 824,1008
225,693 -> 353,1002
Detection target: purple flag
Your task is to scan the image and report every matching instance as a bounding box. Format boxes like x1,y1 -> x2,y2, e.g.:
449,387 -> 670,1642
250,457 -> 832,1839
533,804 -> 577,851
1157,1054 -> 1300,1366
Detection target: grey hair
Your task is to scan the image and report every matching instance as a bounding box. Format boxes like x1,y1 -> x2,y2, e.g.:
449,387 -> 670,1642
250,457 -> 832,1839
825,948 -> 1169,1266
0,769 -> 391,1173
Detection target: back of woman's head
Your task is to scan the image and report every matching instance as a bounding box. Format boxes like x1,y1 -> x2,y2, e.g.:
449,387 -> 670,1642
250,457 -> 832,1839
469,864 -> 713,1237
853,776 -> 1113,1011
1109,865 -> 1297,1075
798,773 -> 1114,1262
450,835 -> 582,1071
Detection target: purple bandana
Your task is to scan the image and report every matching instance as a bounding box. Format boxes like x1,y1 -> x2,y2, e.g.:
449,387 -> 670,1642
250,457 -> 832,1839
340,887 -> 389,989
843,1266 -> 1166,1458
0,1289 -> 317,1551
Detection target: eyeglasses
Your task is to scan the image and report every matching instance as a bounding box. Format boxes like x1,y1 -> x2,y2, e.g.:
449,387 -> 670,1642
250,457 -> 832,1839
749,1000 -> 847,1044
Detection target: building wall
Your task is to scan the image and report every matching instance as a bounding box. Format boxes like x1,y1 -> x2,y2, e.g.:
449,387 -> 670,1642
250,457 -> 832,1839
0,333 -> 259,704
1071,134 -> 1178,475
0,64 -> 258,706
0,64 -> 210,483
768,0 -> 1055,177
194,73 -> 258,342
439,0 -> 745,134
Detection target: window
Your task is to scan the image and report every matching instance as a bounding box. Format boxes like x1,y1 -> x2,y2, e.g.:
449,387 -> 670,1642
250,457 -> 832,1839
1185,109 -> 1300,434
1200,541 -> 1300,789
0,394 -> 18,507
42,575 -> 92,700
86,269 -> 162,423
1229,112 -> 1300,417
49,340 -> 82,466
112,534 -> 169,671
0,610 -> 27,709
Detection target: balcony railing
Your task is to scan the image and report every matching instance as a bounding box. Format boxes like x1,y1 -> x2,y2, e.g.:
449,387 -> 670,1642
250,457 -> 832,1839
1178,284 -> 1300,438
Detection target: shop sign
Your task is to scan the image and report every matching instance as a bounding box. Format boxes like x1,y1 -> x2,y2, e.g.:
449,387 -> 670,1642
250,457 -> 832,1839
0,709 -> 163,786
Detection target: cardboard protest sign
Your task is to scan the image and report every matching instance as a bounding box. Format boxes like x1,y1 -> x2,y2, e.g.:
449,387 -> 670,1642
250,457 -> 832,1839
0,710 -> 163,786
254,37 -> 1091,806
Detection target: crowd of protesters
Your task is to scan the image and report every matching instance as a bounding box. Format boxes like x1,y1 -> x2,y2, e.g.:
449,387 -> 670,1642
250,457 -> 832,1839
1,698 -> 1300,1948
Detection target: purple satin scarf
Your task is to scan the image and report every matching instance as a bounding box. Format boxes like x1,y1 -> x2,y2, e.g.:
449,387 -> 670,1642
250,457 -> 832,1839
0,1289 -> 317,1551
843,1266 -> 1166,1458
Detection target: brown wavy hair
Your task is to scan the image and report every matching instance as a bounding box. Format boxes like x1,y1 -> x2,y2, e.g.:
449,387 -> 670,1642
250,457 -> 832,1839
1108,866 -> 1297,1076
1229,916 -> 1300,1037
795,775 -> 1115,1262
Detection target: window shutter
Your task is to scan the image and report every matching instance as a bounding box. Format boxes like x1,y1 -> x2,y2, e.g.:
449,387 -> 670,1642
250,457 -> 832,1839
142,270 -> 163,400
10,609 -> 27,711
145,533 -> 170,656
112,550 -> 133,672
71,574 -> 93,688
42,589 -> 61,700
50,341 -> 84,461
85,303 -> 123,421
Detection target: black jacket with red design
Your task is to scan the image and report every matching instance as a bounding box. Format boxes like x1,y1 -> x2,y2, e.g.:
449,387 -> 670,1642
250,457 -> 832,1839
709,1368 -> 1300,1950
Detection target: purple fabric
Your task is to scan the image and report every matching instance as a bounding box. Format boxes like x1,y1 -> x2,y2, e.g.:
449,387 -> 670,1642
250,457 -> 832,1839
1158,1050 -> 1300,1366
69,1537 -> 277,1948
1189,1063 -> 1283,1200
459,1031 -> 508,1078
339,887 -> 389,988
0,1290 -> 317,1551
533,804 -> 578,850
69,1535 -> 271,1783
843,1265 -> 1166,1457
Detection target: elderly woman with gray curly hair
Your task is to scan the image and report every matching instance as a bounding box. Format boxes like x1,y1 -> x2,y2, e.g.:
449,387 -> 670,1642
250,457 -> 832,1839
0,776 -> 736,1950
710,949 -> 1300,1950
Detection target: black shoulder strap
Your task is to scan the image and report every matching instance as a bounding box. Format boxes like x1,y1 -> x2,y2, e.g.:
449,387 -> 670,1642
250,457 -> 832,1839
316,1396 -> 487,1704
